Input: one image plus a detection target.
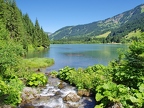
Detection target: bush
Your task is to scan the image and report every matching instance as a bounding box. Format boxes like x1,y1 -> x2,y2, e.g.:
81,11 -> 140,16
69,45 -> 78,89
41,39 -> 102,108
26,73 -> 48,87
0,78 -> 24,106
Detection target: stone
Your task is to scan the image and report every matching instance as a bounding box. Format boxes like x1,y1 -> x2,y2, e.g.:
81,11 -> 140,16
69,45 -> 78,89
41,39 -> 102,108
107,102 -> 123,108
58,81 -> 65,89
77,89 -> 91,97
63,92 -> 80,102
0,105 -> 12,108
66,103 -> 80,108
21,87 -> 40,104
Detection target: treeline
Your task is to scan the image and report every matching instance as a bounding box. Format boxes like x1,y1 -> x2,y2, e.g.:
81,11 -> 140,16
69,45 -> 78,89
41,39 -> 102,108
106,12 -> 144,43
51,36 -> 105,44
0,0 -> 50,50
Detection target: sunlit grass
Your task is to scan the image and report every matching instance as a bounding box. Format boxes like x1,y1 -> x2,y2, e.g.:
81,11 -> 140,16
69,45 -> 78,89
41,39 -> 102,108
23,57 -> 54,68
125,30 -> 141,39
95,31 -> 111,38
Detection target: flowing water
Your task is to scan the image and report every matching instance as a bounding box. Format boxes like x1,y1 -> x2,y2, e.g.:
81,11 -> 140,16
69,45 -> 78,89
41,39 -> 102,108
31,77 -> 96,108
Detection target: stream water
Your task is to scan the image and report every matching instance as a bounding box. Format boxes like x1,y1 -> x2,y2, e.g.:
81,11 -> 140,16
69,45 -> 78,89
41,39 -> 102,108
30,76 -> 96,108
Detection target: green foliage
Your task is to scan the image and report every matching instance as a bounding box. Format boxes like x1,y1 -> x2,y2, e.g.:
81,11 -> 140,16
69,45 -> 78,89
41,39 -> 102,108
95,34 -> 144,107
23,58 -> 54,68
26,73 -> 48,87
0,19 -> 9,40
50,71 -> 59,77
0,0 -> 51,106
95,82 -> 131,107
58,65 -> 110,92
0,77 -> 24,106
110,34 -> 144,89
58,66 -> 75,81
57,33 -> 144,108
107,12 -> 144,43
0,0 -> 50,51
0,42 -> 25,74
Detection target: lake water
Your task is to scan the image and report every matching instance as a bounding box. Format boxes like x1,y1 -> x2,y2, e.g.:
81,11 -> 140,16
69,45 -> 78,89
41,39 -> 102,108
27,44 -> 128,71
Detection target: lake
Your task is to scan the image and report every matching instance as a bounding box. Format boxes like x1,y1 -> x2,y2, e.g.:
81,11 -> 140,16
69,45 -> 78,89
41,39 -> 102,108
27,44 -> 128,71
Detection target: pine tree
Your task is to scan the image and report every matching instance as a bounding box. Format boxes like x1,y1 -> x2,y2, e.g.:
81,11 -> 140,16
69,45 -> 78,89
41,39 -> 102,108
10,0 -> 25,42
0,20 -> 9,40
23,13 -> 34,44
33,19 -> 42,47
41,27 -> 50,47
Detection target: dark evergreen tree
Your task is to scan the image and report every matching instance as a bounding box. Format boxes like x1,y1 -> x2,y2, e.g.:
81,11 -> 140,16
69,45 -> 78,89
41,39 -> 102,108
10,0 -> 25,42
22,13 -> 34,44
41,27 -> 50,47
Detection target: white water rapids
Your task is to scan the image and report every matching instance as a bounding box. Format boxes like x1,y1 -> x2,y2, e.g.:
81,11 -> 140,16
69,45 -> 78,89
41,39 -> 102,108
30,76 -> 96,108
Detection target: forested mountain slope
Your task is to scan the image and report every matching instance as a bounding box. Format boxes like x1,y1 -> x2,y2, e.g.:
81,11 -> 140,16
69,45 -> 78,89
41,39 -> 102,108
0,0 -> 50,50
50,4 -> 144,42
106,11 -> 144,43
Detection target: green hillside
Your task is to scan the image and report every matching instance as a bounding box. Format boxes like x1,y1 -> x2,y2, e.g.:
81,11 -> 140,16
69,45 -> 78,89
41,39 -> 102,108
50,4 -> 144,43
106,11 -> 144,43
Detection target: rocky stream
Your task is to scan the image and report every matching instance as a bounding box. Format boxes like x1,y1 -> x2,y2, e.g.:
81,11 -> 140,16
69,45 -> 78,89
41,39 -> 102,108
19,75 -> 96,108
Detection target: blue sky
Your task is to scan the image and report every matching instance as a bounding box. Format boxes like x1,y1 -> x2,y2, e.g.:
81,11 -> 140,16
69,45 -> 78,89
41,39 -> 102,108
16,0 -> 144,33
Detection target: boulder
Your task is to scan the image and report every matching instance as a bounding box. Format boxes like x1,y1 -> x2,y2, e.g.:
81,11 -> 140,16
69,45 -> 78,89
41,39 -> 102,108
66,103 -> 80,108
107,102 -> 122,108
63,92 -> 80,102
58,81 -> 65,89
77,89 -> 91,97
21,87 -> 40,104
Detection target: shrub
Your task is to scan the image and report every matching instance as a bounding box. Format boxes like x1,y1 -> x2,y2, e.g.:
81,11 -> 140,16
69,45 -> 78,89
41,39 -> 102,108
0,78 -> 24,106
26,73 -> 48,87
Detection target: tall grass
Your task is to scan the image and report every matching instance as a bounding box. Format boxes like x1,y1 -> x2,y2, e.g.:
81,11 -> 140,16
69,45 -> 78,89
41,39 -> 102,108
23,58 -> 54,68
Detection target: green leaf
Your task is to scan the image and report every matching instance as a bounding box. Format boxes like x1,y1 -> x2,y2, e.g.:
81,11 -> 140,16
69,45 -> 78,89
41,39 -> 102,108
130,96 -> 138,103
102,83 -> 109,90
96,93 -> 104,101
139,84 -> 144,92
135,93 -> 142,99
103,91 -> 112,96
95,103 -> 104,108
28,81 -> 33,86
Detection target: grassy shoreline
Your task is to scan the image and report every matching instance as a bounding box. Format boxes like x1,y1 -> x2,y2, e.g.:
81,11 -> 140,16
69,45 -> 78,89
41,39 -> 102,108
23,57 -> 54,68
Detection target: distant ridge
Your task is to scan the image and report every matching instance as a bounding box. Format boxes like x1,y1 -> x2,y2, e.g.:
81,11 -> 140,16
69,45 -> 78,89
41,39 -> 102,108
50,4 -> 144,43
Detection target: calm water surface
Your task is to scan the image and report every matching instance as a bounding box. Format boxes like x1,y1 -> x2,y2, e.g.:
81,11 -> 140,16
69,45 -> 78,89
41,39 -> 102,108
27,44 -> 128,71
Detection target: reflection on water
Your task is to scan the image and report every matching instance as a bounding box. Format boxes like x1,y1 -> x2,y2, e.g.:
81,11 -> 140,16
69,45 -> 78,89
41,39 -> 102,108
26,48 -> 50,58
26,44 -> 128,71
65,53 -> 84,56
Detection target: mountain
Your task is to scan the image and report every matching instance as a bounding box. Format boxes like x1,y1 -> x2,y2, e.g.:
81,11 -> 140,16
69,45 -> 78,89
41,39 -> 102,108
106,5 -> 144,43
50,4 -> 144,42
45,32 -> 53,36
